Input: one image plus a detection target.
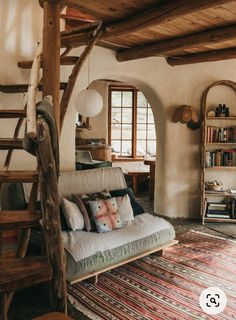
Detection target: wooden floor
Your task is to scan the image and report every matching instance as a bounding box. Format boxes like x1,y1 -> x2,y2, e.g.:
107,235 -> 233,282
8,193 -> 236,320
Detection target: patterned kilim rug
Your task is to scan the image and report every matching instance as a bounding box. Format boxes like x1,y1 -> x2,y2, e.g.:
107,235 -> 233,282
67,231 -> 236,320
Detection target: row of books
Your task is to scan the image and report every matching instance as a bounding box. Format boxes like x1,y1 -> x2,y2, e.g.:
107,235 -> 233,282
206,200 -> 236,219
206,126 -> 236,143
205,150 -> 236,167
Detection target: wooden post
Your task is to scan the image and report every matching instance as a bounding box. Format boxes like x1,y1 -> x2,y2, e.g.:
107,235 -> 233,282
37,116 -> 67,312
42,1 -> 61,134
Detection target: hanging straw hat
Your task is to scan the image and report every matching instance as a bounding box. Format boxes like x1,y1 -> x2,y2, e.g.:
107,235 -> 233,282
172,105 -> 199,123
172,105 -> 200,130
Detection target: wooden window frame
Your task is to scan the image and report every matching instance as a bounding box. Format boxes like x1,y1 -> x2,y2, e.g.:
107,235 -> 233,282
109,85 -> 155,161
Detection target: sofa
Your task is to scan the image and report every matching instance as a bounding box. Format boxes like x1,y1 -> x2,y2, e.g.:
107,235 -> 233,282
2,167 -> 177,284
57,167 -> 176,283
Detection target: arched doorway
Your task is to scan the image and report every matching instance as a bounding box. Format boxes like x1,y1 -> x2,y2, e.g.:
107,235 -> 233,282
76,79 -> 157,203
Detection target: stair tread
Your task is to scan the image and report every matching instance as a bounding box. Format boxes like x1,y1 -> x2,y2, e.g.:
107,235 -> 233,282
0,256 -> 52,293
0,82 -> 67,93
0,170 -> 38,183
18,56 -> 78,69
0,109 -> 26,118
0,210 -> 41,231
0,138 -> 23,150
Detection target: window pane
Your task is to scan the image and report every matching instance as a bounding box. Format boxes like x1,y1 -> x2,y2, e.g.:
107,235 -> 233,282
148,108 -> 154,123
137,124 -> 146,139
112,108 -> 121,123
122,108 -> 132,123
111,124 -> 121,139
147,124 -> 156,139
122,124 -> 132,139
111,91 -> 121,106
136,140 -> 147,156
137,91 -> 147,108
137,107 -> 147,123
147,141 -> 156,157
122,91 -> 132,107
111,141 -> 121,155
122,141 -> 132,156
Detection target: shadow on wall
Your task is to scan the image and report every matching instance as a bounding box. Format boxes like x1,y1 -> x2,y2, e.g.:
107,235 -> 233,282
0,0 -> 42,169
0,0 -> 42,82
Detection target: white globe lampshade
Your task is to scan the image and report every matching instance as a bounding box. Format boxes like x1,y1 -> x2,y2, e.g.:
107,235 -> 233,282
75,89 -> 103,117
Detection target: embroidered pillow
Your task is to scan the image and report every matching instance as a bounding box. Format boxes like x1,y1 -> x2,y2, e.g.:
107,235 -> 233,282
72,195 -> 92,232
61,198 -> 84,231
87,198 -> 122,233
80,191 -> 111,231
116,194 -> 134,226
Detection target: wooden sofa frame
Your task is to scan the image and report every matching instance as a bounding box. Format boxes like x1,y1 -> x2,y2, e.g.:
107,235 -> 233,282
68,239 -> 178,285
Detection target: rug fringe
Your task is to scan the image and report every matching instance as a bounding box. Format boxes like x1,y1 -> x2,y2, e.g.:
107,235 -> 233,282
68,294 -> 103,320
191,230 -> 236,243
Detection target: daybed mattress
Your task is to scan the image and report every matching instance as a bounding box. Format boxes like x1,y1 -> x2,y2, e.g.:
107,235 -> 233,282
62,213 -> 175,282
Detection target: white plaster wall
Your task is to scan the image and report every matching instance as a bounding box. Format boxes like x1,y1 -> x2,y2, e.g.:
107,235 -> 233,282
1,1 -> 236,219
66,47 -> 236,219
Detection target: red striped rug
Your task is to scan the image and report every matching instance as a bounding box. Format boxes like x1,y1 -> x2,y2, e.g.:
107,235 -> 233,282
68,231 -> 236,320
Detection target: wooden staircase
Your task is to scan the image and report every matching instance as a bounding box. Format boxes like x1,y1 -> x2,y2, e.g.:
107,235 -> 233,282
0,2 -> 103,318
0,57 -> 67,319
0,34 -> 81,318
0,100 -> 53,319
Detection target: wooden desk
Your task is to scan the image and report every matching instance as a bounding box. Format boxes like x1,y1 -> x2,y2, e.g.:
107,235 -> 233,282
144,158 -> 156,200
126,170 -> 149,194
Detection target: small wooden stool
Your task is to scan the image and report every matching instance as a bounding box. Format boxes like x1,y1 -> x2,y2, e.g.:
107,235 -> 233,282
33,312 -> 73,320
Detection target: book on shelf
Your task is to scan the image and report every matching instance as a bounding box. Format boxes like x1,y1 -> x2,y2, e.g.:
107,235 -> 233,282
206,213 -> 231,219
205,149 -> 236,167
206,200 -> 236,219
206,126 -> 236,143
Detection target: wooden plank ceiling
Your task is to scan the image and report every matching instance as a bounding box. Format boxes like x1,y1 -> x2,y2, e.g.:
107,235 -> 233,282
62,0 -> 236,66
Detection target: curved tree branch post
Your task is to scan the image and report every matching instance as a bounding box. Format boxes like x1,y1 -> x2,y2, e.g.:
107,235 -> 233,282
60,22 -> 103,128
36,115 -> 67,312
27,39 -> 43,138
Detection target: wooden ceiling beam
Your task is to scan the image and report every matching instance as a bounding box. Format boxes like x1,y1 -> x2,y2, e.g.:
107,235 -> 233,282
61,33 -> 91,48
167,47 -> 236,66
104,0 -> 232,38
63,0 -> 232,38
117,24 -> 236,62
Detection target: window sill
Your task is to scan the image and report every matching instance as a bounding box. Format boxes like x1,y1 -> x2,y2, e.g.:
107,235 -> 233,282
112,157 -> 144,162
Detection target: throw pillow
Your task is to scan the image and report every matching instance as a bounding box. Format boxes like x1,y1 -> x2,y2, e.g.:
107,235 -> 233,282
110,188 -> 145,216
116,194 -> 134,226
81,191 -> 111,201
80,190 -> 111,231
61,198 -> 84,231
72,195 -> 92,232
87,198 -> 123,233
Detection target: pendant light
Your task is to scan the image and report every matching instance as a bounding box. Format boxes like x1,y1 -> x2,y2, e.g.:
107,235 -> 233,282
75,55 -> 103,117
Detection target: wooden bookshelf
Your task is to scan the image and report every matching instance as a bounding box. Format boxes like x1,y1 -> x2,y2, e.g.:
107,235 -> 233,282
206,117 -> 236,120
201,80 -> 236,225
205,192 -> 236,197
204,217 -> 236,223
206,143 -> 236,145
206,166 -> 236,169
